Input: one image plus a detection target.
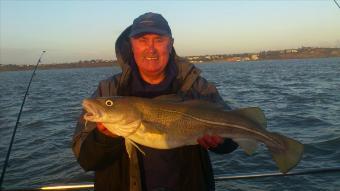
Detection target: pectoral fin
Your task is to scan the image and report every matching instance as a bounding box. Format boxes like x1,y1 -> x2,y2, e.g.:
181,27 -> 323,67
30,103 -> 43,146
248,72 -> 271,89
125,138 -> 145,158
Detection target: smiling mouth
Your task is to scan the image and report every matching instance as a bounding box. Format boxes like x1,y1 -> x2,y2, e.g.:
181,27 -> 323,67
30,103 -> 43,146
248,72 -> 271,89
145,57 -> 158,60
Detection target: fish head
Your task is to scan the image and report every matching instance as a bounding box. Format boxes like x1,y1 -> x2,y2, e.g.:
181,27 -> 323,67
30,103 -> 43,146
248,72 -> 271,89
82,97 -> 139,123
83,97 -> 143,137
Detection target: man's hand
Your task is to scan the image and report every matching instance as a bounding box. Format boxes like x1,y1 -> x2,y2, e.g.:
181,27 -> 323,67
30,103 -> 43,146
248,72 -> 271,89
96,122 -> 118,138
197,134 -> 224,149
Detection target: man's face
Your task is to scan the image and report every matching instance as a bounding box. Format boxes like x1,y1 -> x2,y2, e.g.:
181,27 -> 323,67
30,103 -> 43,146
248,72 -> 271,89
130,33 -> 173,84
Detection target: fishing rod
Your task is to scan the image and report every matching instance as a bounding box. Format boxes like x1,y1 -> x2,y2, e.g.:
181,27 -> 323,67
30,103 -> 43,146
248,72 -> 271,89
0,51 -> 46,189
1,166 -> 340,190
215,166 -> 340,181
334,0 -> 340,9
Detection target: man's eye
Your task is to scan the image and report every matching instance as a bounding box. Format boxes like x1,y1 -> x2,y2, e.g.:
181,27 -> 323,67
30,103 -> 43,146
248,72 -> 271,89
155,38 -> 164,43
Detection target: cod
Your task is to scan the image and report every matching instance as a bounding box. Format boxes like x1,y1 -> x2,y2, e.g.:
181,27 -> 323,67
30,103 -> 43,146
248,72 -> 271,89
82,96 -> 304,173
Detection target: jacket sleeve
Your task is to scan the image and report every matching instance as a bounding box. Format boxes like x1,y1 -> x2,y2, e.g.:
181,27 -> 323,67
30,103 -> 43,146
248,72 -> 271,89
72,78 -> 125,171
189,76 -> 239,154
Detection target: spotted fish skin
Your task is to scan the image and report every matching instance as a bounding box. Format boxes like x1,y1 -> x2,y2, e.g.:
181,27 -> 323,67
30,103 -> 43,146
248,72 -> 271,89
82,96 -> 304,173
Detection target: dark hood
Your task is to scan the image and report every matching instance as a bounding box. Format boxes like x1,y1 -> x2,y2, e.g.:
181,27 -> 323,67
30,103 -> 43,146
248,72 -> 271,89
114,25 -> 202,93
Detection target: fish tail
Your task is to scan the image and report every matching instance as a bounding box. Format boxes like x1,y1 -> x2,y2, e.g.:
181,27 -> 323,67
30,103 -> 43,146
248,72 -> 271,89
268,133 -> 304,173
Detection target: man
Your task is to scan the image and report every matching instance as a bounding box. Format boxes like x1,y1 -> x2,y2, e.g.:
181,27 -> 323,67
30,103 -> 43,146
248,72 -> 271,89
72,12 -> 238,191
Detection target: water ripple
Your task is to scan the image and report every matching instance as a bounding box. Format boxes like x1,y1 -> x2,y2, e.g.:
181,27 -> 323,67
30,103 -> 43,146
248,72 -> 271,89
1,58 -> 340,190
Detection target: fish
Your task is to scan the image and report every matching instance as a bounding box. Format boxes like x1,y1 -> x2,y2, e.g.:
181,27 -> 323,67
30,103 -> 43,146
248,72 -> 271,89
82,96 -> 304,173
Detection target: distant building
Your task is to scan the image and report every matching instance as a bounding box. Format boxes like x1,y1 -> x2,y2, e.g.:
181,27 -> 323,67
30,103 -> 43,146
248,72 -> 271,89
285,49 -> 298,53
250,54 -> 259,60
225,57 -> 241,62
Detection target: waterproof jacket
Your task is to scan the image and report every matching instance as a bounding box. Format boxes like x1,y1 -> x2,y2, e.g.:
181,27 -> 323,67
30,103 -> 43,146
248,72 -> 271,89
72,25 -> 238,191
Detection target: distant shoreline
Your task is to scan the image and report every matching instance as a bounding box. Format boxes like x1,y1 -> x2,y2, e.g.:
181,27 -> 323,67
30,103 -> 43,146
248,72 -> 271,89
1,47 -> 339,72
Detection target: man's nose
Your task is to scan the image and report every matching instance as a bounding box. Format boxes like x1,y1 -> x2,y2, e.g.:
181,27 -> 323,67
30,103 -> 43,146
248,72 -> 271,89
146,41 -> 156,53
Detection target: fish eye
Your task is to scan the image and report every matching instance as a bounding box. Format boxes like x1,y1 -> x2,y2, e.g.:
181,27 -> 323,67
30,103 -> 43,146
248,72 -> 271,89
105,100 -> 114,107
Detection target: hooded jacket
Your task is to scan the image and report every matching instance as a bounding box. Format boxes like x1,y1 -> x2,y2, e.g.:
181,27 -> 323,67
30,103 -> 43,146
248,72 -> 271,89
72,25 -> 238,191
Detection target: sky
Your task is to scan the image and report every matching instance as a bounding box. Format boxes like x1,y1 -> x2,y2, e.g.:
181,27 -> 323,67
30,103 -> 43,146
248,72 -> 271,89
0,0 -> 339,65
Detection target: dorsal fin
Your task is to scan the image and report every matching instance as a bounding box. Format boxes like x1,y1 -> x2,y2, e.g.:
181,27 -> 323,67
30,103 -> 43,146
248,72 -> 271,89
153,94 -> 183,103
233,107 -> 267,129
179,100 -> 225,110
154,95 -> 224,110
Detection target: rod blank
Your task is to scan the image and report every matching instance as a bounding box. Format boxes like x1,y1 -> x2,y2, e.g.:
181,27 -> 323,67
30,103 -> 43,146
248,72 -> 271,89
0,51 -> 46,188
2,167 -> 340,190
215,167 -> 340,181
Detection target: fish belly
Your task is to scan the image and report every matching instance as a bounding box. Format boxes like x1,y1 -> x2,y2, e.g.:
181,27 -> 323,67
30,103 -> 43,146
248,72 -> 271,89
128,122 -> 199,149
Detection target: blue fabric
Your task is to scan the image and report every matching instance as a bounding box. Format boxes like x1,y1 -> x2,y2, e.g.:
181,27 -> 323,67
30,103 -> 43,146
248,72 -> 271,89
129,58 -> 176,98
138,146 -> 181,191
129,58 -> 180,191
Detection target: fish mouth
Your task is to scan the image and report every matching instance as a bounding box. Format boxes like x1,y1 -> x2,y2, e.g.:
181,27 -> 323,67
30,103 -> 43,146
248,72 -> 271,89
82,99 -> 103,122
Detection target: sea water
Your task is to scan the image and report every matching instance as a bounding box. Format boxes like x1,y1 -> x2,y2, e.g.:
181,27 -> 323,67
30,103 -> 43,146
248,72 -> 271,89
0,57 -> 339,190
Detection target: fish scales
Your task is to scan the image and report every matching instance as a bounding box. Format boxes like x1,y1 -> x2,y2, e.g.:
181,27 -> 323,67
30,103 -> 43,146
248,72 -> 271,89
133,98 -> 278,146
